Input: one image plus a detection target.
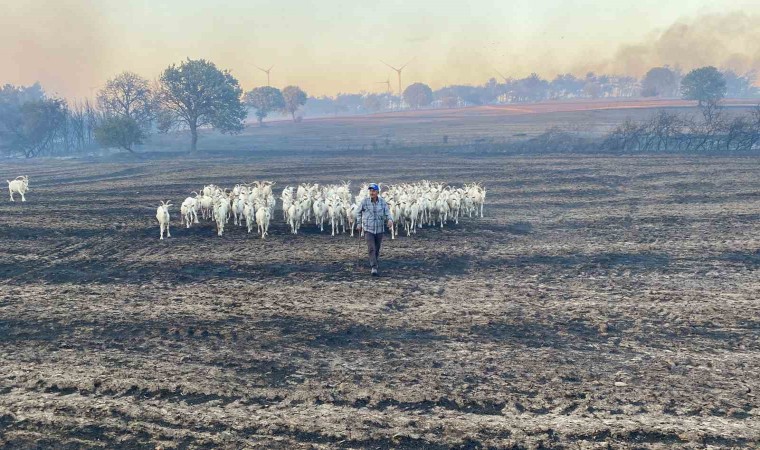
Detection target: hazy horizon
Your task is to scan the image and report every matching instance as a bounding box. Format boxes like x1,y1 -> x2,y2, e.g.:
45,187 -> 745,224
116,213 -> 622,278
2,1 -> 759,100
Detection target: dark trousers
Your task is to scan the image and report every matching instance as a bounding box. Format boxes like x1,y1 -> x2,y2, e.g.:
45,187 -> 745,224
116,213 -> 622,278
365,232 -> 383,269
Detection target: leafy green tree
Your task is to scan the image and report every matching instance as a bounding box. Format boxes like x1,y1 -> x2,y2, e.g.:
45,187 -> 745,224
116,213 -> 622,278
245,86 -> 285,126
156,58 -> 246,152
94,116 -> 144,154
281,86 -> 308,121
681,66 -> 727,107
403,82 -> 433,109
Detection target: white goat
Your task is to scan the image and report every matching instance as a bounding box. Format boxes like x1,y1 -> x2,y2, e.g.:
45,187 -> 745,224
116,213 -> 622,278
287,202 -> 301,234
180,194 -> 199,228
313,199 -> 327,231
214,198 -> 229,237
347,203 -> 358,236
156,200 -> 172,240
256,206 -> 270,239
232,197 -> 246,226
244,202 -> 256,233
7,176 -> 29,202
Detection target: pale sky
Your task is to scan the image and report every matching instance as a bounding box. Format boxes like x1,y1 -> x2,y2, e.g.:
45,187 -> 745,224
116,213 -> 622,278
1,0 -> 759,100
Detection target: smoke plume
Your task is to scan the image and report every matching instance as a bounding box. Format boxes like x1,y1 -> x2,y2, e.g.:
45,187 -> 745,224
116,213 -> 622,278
593,12 -> 760,78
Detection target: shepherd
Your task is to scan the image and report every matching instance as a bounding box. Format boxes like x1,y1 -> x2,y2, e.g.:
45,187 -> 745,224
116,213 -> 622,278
355,183 -> 393,276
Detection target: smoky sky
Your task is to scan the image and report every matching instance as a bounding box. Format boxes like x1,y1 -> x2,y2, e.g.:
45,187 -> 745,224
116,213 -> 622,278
0,1 -> 113,99
591,12 -> 760,77
0,2 -> 758,100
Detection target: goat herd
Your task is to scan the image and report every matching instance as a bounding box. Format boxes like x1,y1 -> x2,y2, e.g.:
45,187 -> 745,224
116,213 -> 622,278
160,180 -> 487,240
7,176 -> 486,240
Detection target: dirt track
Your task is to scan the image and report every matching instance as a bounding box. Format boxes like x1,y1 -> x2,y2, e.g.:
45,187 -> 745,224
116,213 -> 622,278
0,153 -> 759,449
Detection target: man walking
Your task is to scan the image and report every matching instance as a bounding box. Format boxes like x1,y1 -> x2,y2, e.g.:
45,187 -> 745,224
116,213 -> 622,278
355,183 -> 393,276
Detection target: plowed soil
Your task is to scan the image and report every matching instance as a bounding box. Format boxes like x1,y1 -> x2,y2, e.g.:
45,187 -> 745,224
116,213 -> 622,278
1,152 -> 758,449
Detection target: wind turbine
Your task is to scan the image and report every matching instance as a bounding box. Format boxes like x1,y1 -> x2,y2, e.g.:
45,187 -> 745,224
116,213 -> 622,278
375,76 -> 391,94
380,58 -> 414,99
255,65 -> 274,86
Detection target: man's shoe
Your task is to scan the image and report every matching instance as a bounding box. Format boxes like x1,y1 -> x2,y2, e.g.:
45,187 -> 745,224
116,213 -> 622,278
371,268 -> 378,276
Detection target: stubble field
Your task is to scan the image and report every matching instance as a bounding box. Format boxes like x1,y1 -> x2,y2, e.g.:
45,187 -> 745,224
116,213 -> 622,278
0,150 -> 759,449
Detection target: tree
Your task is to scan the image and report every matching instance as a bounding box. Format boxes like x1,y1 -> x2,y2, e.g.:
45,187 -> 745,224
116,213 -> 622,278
441,95 -> 459,108
583,82 -> 602,99
97,72 -> 154,130
435,85 -> 483,106
403,82 -> 433,109
722,70 -> 759,98
245,87 -> 285,126
614,76 -> 639,97
550,74 -> 584,99
512,74 -> 549,102
156,58 -> 246,152
94,116 -> 145,154
681,66 -> 727,107
281,86 -> 308,121
362,95 -> 383,113
0,92 -> 66,158
641,67 -> 678,97
482,77 -> 503,103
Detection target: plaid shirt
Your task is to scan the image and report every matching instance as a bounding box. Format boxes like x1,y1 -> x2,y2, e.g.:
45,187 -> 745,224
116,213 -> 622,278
356,196 -> 393,234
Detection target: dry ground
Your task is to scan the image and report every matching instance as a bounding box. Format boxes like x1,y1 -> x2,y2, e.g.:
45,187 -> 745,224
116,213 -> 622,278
0,152 -> 759,449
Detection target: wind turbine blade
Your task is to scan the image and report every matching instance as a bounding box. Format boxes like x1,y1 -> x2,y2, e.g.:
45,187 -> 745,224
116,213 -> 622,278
380,60 -> 399,71
399,57 -> 415,71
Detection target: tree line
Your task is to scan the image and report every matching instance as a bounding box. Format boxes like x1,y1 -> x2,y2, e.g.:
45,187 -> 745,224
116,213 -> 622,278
304,66 -> 757,117
602,67 -> 760,153
509,101 -> 760,155
604,104 -> 760,153
0,59 -> 308,156
0,59 -> 757,157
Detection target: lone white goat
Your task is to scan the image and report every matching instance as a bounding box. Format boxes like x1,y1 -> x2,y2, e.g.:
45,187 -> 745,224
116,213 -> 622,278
214,198 -> 229,237
256,206 -> 270,239
156,200 -> 172,240
7,176 -> 29,202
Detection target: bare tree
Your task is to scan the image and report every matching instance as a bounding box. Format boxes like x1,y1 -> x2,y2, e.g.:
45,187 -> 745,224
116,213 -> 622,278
97,72 -> 154,129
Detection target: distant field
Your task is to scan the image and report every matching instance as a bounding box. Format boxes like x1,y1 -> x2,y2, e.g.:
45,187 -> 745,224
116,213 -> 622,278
144,98 -> 760,154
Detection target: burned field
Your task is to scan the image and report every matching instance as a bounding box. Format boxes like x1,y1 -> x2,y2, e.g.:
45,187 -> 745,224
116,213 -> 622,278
0,153 -> 759,449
